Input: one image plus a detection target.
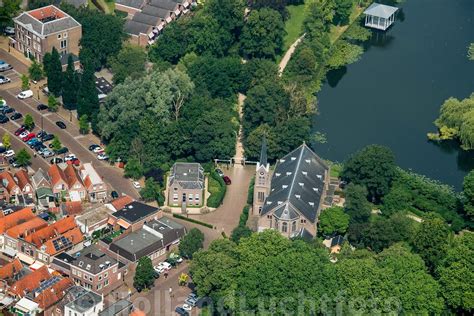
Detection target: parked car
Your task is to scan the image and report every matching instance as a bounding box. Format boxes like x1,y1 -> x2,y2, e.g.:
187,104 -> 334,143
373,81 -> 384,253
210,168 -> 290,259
55,147 -> 69,155
34,143 -> 46,152
41,134 -> 54,141
19,131 -> 29,139
14,127 -> 26,136
37,130 -> 47,139
111,191 -> 119,199
0,115 -> 9,124
17,90 -> 33,99
0,146 -> 6,154
175,306 -> 189,316
0,63 -> 12,72
8,157 -> 16,164
89,144 -> 100,151
55,121 -> 66,129
67,159 -> 80,166
156,261 -> 171,271
3,26 -> 15,36
215,168 -> 224,177
36,104 -> 48,111
92,146 -> 104,153
27,138 -> 40,146
132,181 -> 141,189
97,153 -> 109,160
10,112 -> 22,120
153,265 -> 166,274
223,175 -> 232,185
21,133 -> 35,141
0,75 -> 11,84
64,154 -> 76,162
3,150 -> 15,158
50,157 -> 63,164
41,150 -> 54,158
184,296 -> 199,308
2,106 -> 14,114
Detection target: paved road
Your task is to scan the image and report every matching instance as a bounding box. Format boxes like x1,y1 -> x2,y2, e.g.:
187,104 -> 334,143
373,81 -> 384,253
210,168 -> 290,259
278,33 -> 306,76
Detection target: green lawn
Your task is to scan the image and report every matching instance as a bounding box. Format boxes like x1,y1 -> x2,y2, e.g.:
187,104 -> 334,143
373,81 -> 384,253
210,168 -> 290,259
282,4 -> 308,52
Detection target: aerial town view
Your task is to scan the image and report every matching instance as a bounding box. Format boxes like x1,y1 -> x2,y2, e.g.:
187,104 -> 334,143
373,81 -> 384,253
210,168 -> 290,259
0,0 -> 472,315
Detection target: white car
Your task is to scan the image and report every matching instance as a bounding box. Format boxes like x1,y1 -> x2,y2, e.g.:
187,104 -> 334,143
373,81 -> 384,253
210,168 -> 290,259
132,181 -> 141,189
92,146 -> 104,153
17,90 -> 33,99
4,150 -> 15,157
0,75 -> 11,84
182,304 -> 192,312
97,153 -> 109,160
64,154 -> 77,161
153,265 -> 166,274
19,131 -> 29,138
157,261 -> 171,271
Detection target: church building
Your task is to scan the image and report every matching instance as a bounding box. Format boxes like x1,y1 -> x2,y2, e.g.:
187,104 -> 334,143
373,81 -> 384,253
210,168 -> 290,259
252,141 -> 330,239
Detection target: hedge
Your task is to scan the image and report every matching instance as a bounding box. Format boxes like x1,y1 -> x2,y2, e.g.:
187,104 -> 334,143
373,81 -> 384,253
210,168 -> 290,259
239,205 -> 250,227
247,177 -> 255,205
207,171 -> 226,208
173,213 -> 214,229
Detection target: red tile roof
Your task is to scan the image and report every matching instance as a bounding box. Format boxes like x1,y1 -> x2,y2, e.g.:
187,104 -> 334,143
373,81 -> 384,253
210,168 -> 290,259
62,201 -> 82,216
14,170 -> 31,190
48,164 -> 67,187
24,216 -> 78,247
111,195 -> 134,211
9,265 -> 51,297
0,208 -> 35,234
43,227 -> 83,256
6,217 -> 48,239
0,258 -> 23,280
83,175 -> 92,189
130,310 -> 146,316
64,165 -> 83,189
33,277 -> 73,310
0,171 -> 19,193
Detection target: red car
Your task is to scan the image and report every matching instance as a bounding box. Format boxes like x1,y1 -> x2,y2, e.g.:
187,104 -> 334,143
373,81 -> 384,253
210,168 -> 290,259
14,127 -> 26,136
223,176 -> 232,185
66,158 -> 80,166
22,133 -> 35,141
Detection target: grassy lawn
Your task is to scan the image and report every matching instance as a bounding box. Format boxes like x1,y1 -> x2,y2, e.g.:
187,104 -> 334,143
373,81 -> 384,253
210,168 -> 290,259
329,5 -> 366,43
282,4 -> 308,52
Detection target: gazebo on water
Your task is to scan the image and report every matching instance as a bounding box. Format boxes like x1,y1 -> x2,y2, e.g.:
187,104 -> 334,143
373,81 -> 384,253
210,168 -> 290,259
363,3 -> 398,31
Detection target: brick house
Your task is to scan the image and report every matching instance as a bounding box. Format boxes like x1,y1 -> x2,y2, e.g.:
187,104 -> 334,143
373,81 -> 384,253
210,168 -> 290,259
0,171 -> 21,201
13,5 -> 82,65
15,169 -> 34,199
51,245 -> 127,295
64,164 -> 86,201
48,164 -> 68,199
167,162 -> 204,207
31,168 -> 51,190
80,163 -> 108,202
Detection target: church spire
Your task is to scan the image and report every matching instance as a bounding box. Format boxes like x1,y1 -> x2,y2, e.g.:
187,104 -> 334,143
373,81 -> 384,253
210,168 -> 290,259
259,137 -> 268,166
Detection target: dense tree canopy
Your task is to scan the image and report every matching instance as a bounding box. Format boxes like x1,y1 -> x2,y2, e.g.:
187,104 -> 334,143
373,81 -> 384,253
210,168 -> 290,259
318,206 -> 350,235
463,170 -> 474,219
108,45 -> 147,84
240,8 -> 286,60
179,228 -> 204,259
342,145 -> 397,202
43,47 -> 63,97
134,257 -> 155,290
62,55 -> 78,110
344,183 -> 371,224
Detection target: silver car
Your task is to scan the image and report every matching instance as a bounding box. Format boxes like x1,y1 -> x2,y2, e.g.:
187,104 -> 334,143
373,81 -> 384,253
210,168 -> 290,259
0,75 -> 11,84
0,63 -> 12,72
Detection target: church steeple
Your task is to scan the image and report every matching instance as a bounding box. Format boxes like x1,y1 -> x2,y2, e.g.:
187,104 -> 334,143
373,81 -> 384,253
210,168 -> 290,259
259,137 -> 268,166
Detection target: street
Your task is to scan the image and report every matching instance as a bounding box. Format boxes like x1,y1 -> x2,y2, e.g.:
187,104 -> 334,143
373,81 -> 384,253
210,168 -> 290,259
0,49 -> 139,198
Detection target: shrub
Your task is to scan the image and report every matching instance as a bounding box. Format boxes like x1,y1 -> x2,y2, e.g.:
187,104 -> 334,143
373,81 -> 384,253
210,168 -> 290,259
207,171 -> 226,208
247,177 -> 255,205
173,214 -> 213,229
239,205 -> 250,227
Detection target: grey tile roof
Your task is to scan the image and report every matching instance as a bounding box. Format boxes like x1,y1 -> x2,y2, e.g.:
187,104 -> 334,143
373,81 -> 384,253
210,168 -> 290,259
141,5 -> 170,19
71,245 -> 118,275
14,7 -> 81,37
124,19 -> 151,35
364,3 -> 398,19
115,0 -> 145,9
261,143 -> 329,223
149,0 -> 179,11
132,12 -> 161,26
169,163 -> 204,190
32,168 -> 50,187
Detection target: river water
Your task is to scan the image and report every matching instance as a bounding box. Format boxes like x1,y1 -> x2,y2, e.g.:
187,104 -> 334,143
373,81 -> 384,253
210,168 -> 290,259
313,0 -> 474,190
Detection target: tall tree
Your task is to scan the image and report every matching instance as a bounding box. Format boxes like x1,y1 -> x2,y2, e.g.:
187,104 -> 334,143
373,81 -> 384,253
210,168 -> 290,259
249,0 -> 289,18
342,145 -> 397,202
77,63 -> 99,119
133,257 -> 155,290
463,170 -> 474,219
240,8 -> 286,60
412,215 -> 450,272
108,45 -> 147,84
205,0 -> 245,37
15,149 -> 31,167
437,233 -> 474,312
43,47 -> 63,96
333,0 -> 354,25
0,0 -> 21,28
319,206 -> 350,235
28,61 -> 44,82
62,55 -> 78,110
344,183 -> 371,223
23,114 -> 34,130
2,133 -> 11,149
179,228 -> 205,259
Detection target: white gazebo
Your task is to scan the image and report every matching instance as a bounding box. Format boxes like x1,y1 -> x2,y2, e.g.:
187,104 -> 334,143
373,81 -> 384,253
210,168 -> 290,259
363,3 -> 398,31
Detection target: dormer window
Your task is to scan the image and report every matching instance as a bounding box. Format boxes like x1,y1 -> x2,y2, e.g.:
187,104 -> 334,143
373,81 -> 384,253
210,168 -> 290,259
302,171 -> 307,176
295,194 -> 301,199
286,172 -> 292,176
291,157 -> 296,161
282,185 -> 288,189
275,173 -> 281,177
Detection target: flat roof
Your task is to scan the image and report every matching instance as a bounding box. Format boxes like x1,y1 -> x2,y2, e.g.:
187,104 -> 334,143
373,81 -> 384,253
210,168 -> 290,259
99,299 -> 133,316
113,201 -> 159,224
111,229 -> 162,255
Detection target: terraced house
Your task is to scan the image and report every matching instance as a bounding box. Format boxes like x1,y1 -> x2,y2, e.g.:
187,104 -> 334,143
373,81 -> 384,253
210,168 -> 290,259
13,5 -> 82,65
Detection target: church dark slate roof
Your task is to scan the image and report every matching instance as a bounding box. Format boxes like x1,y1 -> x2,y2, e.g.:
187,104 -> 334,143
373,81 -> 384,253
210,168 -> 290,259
261,143 -> 328,223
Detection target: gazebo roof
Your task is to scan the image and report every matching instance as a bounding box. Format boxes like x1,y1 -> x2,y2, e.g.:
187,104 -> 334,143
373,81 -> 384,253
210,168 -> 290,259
364,3 -> 398,19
